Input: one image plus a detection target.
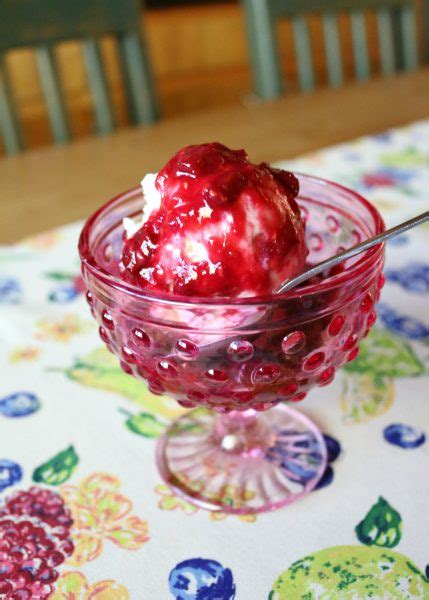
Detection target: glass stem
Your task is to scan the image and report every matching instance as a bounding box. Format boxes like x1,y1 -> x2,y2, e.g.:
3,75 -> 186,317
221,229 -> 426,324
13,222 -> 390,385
214,409 -> 269,457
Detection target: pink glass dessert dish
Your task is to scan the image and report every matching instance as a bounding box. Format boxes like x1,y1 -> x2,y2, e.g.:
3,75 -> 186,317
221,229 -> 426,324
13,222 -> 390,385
79,173 -> 385,514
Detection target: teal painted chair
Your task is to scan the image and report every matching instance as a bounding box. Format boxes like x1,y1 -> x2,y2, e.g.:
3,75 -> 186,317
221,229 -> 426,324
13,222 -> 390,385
242,0 -> 424,99
0,0 -> 160,155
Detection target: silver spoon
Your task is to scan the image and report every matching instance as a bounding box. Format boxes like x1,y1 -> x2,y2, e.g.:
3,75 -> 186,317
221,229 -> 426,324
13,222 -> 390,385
196,210 -> 428,357
276,211 -> 429,294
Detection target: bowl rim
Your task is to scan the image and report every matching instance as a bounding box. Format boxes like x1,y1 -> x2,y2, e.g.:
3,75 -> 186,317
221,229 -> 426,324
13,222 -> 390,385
78,173 -> 385,307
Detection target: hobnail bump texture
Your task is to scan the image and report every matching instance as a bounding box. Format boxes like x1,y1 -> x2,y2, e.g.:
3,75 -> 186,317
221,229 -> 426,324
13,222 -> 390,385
80,176 -> 384,414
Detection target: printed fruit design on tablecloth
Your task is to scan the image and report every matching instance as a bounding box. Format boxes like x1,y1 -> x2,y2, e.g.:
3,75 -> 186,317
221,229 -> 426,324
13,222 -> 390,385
120,409 -> 166,438
45,271 -> 85,303
386,262 -> 429,294
269,496 -> 429,599
51,571 -> 129,599
383,424 -> 426,449
355,497 -> 402,548
169,558 -> 236,600
0,277 -> 21,304
377,303 -> 429,341
313,435 -> 341,491
341,327 -> 425,423
64,347 -> 184,421
361,167 -> 415,190
0,460 -> 23,492
59,473 -> 149,567
380,146 -> 427,168
0,486 -> 74,598
0,392 -> 41,418
36,313 -> 92,343
33,446 -> 79,486
269,546 -> 428,599
8,347 -> 41,363
357,147 -> 424,193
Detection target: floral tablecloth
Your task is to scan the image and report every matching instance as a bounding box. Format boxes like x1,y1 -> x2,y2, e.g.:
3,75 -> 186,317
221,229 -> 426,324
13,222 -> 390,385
1,120 -> 429,599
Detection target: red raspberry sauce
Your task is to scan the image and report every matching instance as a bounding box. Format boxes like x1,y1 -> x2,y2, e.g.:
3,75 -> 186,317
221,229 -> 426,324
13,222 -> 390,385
121,143 -> 307,297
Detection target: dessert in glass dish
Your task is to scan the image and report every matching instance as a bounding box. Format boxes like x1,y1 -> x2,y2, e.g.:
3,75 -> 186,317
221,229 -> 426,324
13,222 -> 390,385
79,143 -> 385,514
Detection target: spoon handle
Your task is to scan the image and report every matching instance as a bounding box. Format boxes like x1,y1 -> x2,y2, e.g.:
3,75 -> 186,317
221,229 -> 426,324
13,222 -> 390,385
277,211 -> 429,294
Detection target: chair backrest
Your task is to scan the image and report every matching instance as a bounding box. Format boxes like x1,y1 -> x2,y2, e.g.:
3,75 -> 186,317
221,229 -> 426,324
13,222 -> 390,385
242,0 -> 424,99
0,0 -> 159,155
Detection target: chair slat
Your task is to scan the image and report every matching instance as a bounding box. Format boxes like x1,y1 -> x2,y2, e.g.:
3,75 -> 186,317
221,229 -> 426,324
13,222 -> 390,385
292,16 -> 315,91
82,39 -> 114,135
376,8 -> 395,74
270,0 -> 418,17
118,32 -> 159,124
242,0 -> 283,99
0,57 -> 23,155
35,45 -> 70,144
350,10 -> 370,80
425,0 -> 429,63
322,13 -> 343,87
399,4 -> 418,70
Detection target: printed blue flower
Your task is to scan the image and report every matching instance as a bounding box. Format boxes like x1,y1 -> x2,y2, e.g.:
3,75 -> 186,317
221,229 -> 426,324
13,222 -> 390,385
386,263 -> 429,293
383,424 -> 426,449
388,234 -> 409,247
314,465 -> 334,490
0,277 -> 21,304
377,304 -> 429,340
372,131 -> 393,143
48,285 -> 80,303
311,435 -> 341,492
169,558 -> 236,600
323,434 -> 341,463
0,460 -> 23,492
0,392 -> 40,418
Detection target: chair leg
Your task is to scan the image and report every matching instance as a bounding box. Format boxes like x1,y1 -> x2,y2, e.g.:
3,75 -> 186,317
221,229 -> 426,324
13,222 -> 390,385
0,57 -> 24,155
118,31 -> 160,125
242,0 -> 283,100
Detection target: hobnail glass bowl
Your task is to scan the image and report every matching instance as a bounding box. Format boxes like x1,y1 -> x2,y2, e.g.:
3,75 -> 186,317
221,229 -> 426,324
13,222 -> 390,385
79,174 -> 385,514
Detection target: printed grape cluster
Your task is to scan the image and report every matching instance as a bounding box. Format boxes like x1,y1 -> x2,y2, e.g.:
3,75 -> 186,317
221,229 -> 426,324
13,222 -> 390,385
0,486 -> 74,598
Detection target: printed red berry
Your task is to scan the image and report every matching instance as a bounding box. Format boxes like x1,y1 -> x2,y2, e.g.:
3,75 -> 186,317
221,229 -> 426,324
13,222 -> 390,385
0,486 -> 74,597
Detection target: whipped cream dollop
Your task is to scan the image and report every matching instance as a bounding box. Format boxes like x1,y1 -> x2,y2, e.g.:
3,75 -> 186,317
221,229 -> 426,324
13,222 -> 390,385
123,173 -> 161,239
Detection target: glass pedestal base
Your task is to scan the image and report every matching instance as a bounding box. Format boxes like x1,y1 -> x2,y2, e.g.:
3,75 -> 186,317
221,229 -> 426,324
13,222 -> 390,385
156,405 -> 327,514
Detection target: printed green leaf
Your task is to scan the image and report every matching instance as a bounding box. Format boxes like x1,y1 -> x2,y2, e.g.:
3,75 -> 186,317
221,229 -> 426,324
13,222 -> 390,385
344,328 -> 424,378
381,147 -> 427,168
64,347 -> 183,420
44,271 -> 74,281
33,445 -> 79,485
125,412 -> 165,438
355,497 -> 402,548
341,372 -> 394,424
